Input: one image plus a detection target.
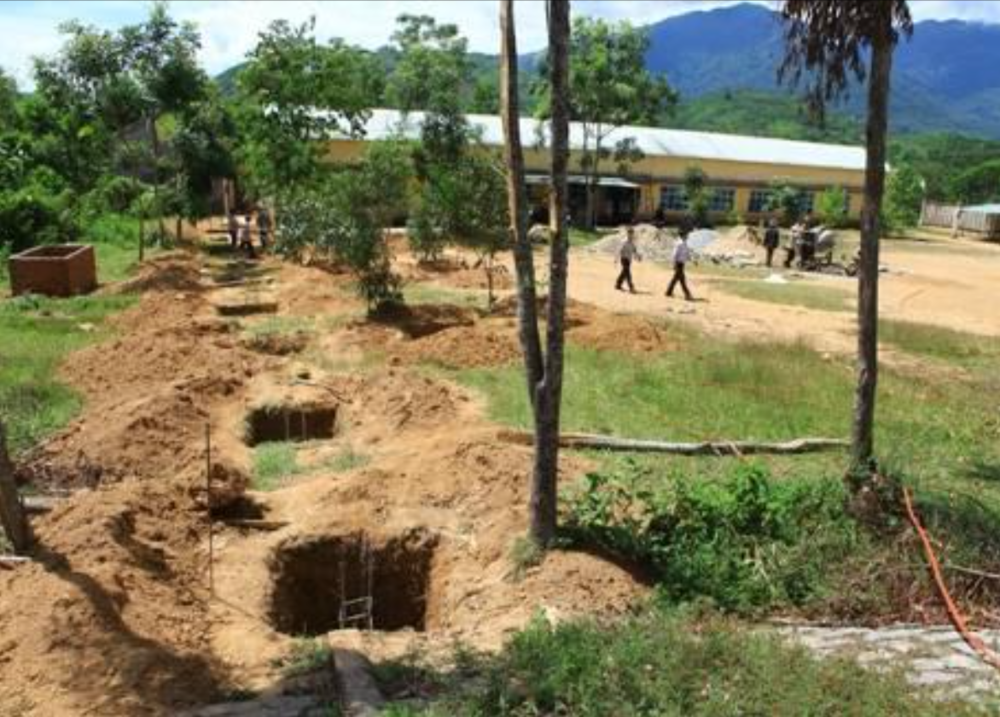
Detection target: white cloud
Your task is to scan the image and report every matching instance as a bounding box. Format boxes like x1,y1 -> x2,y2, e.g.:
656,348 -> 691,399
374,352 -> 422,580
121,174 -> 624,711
2,0 -> 999,88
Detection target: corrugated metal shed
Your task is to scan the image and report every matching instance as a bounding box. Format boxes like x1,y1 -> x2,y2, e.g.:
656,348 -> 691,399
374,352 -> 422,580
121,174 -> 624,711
330,108 -> 867,173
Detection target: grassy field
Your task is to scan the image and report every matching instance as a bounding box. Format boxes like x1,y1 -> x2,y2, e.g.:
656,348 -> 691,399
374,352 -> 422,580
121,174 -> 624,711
376,607 -> 981,716
713,277 -> 854,312
0,217 -> 149,455
448,317 -> 1000,615
0,292 -> 136,455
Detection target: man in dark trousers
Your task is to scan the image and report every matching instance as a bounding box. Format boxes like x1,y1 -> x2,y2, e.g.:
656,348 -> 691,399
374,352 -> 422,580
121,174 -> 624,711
666,228 -> 694,300
763,218 -> 780,268
615,225 -> 641,293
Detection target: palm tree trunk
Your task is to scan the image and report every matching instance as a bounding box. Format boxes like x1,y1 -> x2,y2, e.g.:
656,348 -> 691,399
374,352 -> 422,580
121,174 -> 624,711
852,10 -> 893,471
531,0 -> 572,547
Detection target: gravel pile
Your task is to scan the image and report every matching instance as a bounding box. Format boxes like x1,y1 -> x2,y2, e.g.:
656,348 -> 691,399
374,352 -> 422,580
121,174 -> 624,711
586,223 -> 679,262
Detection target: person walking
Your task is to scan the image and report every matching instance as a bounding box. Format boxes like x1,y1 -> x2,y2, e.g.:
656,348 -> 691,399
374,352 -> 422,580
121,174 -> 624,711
785,219 -> 804,268
238,213 -> 256,259
763,218 -> 780,268
615,225 -> 641,293
257,206 -> 272,253
666,229 -> 694,301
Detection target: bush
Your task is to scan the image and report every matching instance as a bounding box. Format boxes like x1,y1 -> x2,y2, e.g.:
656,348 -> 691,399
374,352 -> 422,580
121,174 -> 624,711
816,187 -> 849,228
0,181 -> 77,252
565,461 -> 861,613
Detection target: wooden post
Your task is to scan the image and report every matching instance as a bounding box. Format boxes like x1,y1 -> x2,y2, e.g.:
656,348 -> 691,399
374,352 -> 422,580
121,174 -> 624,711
0,420 -> 31,554
206,423 -> 214,594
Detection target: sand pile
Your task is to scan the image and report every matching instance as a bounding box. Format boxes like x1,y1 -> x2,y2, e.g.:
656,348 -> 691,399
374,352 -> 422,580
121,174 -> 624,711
587,223 -> 677,262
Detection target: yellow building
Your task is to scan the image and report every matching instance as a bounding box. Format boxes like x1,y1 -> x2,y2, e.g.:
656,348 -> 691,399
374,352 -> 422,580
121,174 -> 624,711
326,109 -> 867,226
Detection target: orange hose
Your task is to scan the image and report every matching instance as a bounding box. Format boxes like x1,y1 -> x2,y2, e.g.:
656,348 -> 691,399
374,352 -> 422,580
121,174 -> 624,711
902,485 -> 1000,672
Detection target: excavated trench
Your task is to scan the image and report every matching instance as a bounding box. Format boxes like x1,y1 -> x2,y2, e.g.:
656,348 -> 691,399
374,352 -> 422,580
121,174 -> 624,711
268,530 -> 438,636
245,404 -> 338,446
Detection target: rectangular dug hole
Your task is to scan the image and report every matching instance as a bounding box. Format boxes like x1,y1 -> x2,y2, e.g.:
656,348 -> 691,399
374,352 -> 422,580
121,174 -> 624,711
268,530 -> 438,636
245,404 -> 338,446
9,244 -> 97,297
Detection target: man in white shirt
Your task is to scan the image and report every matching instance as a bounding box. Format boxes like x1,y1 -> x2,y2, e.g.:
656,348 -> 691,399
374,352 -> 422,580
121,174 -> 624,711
615,225 -> 641,293
666,230 -> 694,301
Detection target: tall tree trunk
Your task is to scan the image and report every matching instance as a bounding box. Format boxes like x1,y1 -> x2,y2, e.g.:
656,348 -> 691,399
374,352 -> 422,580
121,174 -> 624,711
148,115 -> 166,241
138,216 -> 145,263
500,0 -> 544,407
852,10 -> 893,471
586,130 -> 603,230
531,0 -> 572,547
0,420 -> 31,554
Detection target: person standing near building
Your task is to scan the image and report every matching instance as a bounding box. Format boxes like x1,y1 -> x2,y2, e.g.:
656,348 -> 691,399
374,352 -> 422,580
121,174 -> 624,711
227,209 -> 239,248
615,225 -> 641,293
239,212 -> 256,259
666,229 -> 694,301
763,218 -> 780,268
785,219 -> 804,268
257,206 -> 272,253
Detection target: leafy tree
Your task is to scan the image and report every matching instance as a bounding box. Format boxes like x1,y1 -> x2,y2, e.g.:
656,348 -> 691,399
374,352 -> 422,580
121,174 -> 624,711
33,3 -> 207,243
816,186 -> 850,228
237,17 -> 383,196
764,182 -> 808,225
682,166 -> 715,228
780,0 -> 914,478
533,17 -> 675,229
415,150 -> 510,306
0,69 -> 17,129
388,15 -> 478,261
173,89 -> 238,224
948,159 -> 1000,206
500,0 -> 571,548
281,140 -> 412,311
883,163 -> 923,232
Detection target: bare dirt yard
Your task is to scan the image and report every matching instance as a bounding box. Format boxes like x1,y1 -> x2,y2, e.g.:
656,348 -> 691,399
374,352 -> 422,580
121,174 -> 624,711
2,226 -> 997,715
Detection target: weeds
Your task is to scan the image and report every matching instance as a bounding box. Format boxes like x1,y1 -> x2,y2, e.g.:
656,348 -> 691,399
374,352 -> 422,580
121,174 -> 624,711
384,607 -> 980,715
252,442 -> 300,491
714,278 -> 854,312
879,319 -> 999,364
508,535 -> 544,582
565,460 -> 865,613
275,638 -> 334,679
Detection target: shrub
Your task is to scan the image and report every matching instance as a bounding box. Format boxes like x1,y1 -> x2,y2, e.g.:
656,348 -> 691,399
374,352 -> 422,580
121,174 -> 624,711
816,186 -> 849,228
564,461 -> 861,613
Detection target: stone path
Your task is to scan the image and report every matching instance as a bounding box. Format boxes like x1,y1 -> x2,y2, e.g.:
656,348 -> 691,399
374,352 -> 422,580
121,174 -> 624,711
778,624 -> 1000,705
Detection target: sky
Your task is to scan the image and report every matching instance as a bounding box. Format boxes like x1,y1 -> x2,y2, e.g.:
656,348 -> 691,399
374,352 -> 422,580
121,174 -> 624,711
2,0 -> 1000,87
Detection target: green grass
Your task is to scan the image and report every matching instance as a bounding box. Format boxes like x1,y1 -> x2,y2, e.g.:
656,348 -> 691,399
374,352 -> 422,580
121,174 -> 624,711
403,283 -> 486,310
252,443 -> 370,491
449,329 -> 1000,606
0,292 -> 137,455
568,228 -> 606,248
380,607 -> 983,716
251,442 -> 301,491
713,278 -> 854,312
879,319 -> 1000,364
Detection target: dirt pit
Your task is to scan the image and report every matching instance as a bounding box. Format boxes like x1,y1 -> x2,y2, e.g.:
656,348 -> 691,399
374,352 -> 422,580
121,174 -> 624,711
268,529 -> 437,636
245,404 -> 338,446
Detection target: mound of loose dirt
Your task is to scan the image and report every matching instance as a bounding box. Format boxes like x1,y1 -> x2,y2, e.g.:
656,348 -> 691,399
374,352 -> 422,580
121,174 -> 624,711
114,252 -> 206,294
390,320 -> 522,369
568,313 -> 680,355
368,302 -> 479,339
2,252 -> 653,716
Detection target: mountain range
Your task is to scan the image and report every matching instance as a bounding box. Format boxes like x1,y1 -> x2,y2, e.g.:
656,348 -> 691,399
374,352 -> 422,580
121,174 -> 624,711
632,3 -> 1000,138
216,3 -> 1000,140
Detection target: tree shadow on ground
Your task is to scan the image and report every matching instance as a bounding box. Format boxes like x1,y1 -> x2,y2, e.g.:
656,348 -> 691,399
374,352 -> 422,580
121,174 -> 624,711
33,543 -> 232,714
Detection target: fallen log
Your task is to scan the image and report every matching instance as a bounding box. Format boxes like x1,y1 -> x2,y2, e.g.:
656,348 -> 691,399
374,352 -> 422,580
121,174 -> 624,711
22,495 -> 63,515
498,430 -> 848,456
0,555 -> 31,570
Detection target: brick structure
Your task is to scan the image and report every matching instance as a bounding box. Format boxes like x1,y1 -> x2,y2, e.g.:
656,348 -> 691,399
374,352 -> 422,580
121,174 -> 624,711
8,244 -> 97,297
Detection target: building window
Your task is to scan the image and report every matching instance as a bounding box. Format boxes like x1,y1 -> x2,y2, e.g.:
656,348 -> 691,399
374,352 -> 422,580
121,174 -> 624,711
709,188 -> 736,213
748,189 -> 772,214
660,185 -> 688,211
